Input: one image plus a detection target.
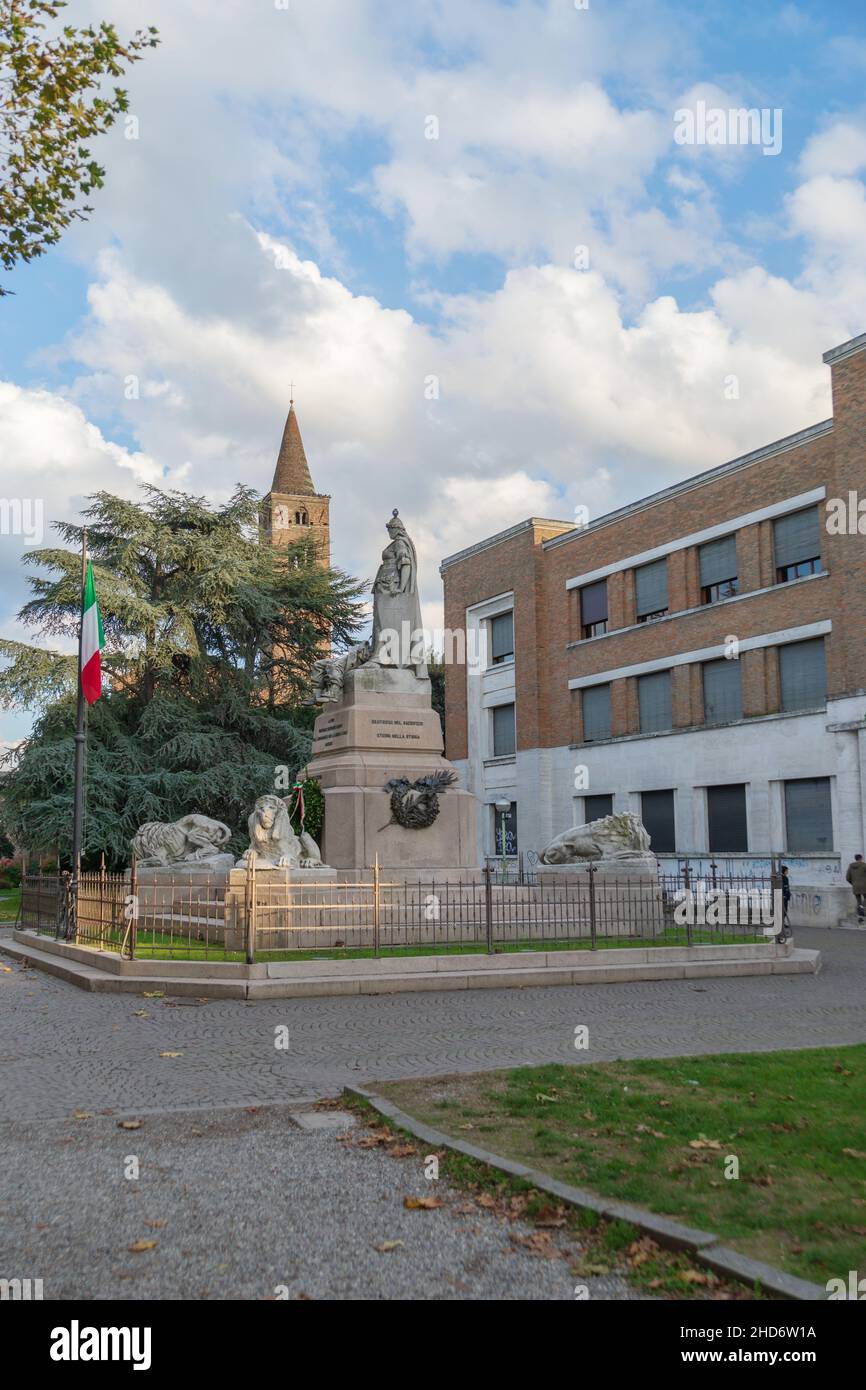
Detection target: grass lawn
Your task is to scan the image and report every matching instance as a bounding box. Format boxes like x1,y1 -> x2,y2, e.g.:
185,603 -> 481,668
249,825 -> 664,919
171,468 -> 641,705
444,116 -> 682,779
92,923 -> 765,962
378,1047 -> 866,1288
0,888 -> 21,922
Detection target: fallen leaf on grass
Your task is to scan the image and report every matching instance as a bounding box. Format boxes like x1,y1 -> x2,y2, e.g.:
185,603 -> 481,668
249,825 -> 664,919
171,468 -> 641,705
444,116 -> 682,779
571,1260 -> 611,1277
688,1137 -> 722,1150
128,1239 -> 158,1253
510,1231 -> 564,1260
403,1196 -> 444,1210
474,1193 -> 497,1209
535,1092 -> 560,1104
131,1010 -> 149,1018
374,1240 -> 404,1253
117,1120 -> 143,1131
387,1144 -> 418,1158
636,1124 -> 667,1139
143,991 -> 164,998
533,1206 -> 567,1229
682,1269 -> 711,1285
843,1148 -> 866,1160
72,1110 -> 93,1121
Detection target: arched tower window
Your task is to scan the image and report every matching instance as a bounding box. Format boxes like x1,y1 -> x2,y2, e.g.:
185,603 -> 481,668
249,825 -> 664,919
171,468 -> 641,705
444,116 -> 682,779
295,510 -> 309,525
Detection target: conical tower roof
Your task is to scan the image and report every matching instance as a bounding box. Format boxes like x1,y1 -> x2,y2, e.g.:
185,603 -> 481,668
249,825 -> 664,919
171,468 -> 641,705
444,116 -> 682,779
270,403 -> 316,496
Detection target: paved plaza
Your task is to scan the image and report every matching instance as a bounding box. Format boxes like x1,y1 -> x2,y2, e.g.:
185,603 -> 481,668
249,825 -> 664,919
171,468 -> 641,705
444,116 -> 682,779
1,926 -> 863,1299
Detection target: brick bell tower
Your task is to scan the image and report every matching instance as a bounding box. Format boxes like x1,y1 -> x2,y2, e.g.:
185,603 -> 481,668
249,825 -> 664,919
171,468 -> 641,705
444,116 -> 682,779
262,395 -> 330,566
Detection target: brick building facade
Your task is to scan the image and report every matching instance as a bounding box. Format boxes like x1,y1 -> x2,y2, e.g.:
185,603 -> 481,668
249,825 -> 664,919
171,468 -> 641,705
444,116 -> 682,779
441,332 -> 866,918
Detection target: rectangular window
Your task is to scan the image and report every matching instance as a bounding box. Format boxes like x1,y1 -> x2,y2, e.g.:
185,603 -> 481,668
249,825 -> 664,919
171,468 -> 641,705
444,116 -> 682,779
634,558 -> 668,622
490,611 -> 514,665
493,801 -> 518,855
699,534 -> 738,604
580,579 -> 608,639
707,784 -> 748,852
584,793 -> 613,821
779,638 -> 826,712
641,789 -> 676,852
774,507 -> 822,583
702,658 -> 743,724
582,683 -> 611,741
784,778 -> 832,852
492,702 -> 516,758
638,670 -> 672,733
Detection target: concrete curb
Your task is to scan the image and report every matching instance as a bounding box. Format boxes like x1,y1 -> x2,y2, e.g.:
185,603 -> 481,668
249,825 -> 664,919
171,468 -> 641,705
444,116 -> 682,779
0,930 -> 821,1000
344,1084 -> 828,1302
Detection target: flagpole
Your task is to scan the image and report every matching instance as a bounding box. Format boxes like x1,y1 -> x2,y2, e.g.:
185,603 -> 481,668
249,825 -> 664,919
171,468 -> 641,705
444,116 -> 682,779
71,527 -> 88,879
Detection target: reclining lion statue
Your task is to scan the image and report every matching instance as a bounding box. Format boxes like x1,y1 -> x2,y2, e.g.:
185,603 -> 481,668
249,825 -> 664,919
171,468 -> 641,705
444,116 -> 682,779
539,811 -> 653,865
131,815 -> 233,868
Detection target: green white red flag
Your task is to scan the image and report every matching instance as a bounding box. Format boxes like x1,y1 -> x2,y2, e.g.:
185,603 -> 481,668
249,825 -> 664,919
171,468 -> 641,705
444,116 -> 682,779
81,559 -> 104,705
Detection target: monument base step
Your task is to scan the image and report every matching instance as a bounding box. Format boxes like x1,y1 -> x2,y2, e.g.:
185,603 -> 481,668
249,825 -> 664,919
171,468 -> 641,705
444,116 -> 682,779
1,930 -> 820,1000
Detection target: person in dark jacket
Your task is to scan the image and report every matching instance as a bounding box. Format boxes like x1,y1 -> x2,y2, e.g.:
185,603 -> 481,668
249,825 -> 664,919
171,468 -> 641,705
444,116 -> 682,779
780,865 -> 792,931
846,854 -> 866,920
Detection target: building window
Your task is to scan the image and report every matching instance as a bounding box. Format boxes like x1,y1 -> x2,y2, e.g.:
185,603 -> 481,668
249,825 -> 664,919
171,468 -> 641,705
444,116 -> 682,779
584,794 -> 613,821
784,778 -> 833,852
582,683 -> 611,741
491,703 -> 516,758
580,579 -> 608,639
707,784 -> 748,852
489,611 -> 514,665
774,507 -> 822,583
699,534 -> 738,605
641,790 -> 676,852
295,510 -> 309,525
779,638 -> 826,712
493,801 -> 518,855
702,658 -> 743,725
634,558 -> 668,623
638,670 -> 672,733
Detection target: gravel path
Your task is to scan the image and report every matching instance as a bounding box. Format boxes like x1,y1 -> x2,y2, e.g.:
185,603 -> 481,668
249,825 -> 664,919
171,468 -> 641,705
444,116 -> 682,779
0,1104 -> 641,1301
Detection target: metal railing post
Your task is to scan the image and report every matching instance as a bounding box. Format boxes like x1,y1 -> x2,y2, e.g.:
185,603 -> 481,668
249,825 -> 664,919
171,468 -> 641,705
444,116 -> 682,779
484,861 -> 493,954
588,862 -> 597,950
372,854 -> 381,958
683,859 -> 693,947
245,851 -> 257,964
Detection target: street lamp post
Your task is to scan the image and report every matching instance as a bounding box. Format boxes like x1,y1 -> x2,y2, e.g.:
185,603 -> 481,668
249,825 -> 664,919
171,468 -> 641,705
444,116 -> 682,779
494,799 -> 511,886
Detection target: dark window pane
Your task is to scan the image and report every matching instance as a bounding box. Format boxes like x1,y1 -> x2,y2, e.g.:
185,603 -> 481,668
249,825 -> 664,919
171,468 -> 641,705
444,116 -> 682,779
698,534 -> 737,588
493,802 -> 518,854
585,794 -> 613,822
638,671 -> 672,733
707,784 -> 748,852
774,507 -> 821,575
779,639 -> 826,712
582,684 -> 611,741
703,659 -> 743,724
490,611 -> 514,663
784,779 -> 832,852
492,703 -> 516,757
641,790 -> 676,852
634,559 -> 668,619
580,580 -> 608,636
703,577 -> 739,604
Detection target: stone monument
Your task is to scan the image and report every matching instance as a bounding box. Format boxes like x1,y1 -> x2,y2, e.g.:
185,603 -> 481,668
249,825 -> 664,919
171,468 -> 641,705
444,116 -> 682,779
300,510 -> 478,871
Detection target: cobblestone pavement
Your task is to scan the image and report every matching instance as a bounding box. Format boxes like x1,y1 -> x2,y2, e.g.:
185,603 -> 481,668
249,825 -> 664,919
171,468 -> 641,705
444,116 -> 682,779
0,1105 -> 644,1301
0,927 -> 863,1122
1,926 -> 860,1301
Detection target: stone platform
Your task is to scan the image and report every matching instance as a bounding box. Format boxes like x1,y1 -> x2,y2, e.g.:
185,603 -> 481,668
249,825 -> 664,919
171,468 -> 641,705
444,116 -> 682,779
303,666 -> 478,871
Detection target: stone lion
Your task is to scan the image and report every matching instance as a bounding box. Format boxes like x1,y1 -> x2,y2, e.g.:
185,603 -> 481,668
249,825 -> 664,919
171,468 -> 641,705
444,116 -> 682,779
236,794 -> 325,869
131,815 -> 233,868
539,812 -> 652,865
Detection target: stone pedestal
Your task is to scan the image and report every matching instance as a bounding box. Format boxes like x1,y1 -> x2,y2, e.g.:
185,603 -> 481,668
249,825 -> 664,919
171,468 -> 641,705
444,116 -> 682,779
303,665 -> 479,871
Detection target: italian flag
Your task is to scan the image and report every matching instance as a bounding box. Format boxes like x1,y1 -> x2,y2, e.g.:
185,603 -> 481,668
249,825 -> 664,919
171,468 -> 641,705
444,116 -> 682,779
81,560 -> 105,705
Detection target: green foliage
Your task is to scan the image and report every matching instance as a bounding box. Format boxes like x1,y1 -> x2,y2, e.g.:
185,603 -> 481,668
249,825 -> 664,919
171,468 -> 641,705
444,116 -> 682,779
0,0 -> 159,293
0,484 -> 366,866
286,776 -> 324,844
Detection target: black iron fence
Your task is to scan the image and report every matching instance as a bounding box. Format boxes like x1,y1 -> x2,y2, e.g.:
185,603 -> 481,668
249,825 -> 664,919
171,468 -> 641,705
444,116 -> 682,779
17,857 -> 784,963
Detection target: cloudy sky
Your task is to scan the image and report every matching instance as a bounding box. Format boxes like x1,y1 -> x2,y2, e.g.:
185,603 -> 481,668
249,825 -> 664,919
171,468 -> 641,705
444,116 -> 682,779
2,0 -> 866,742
